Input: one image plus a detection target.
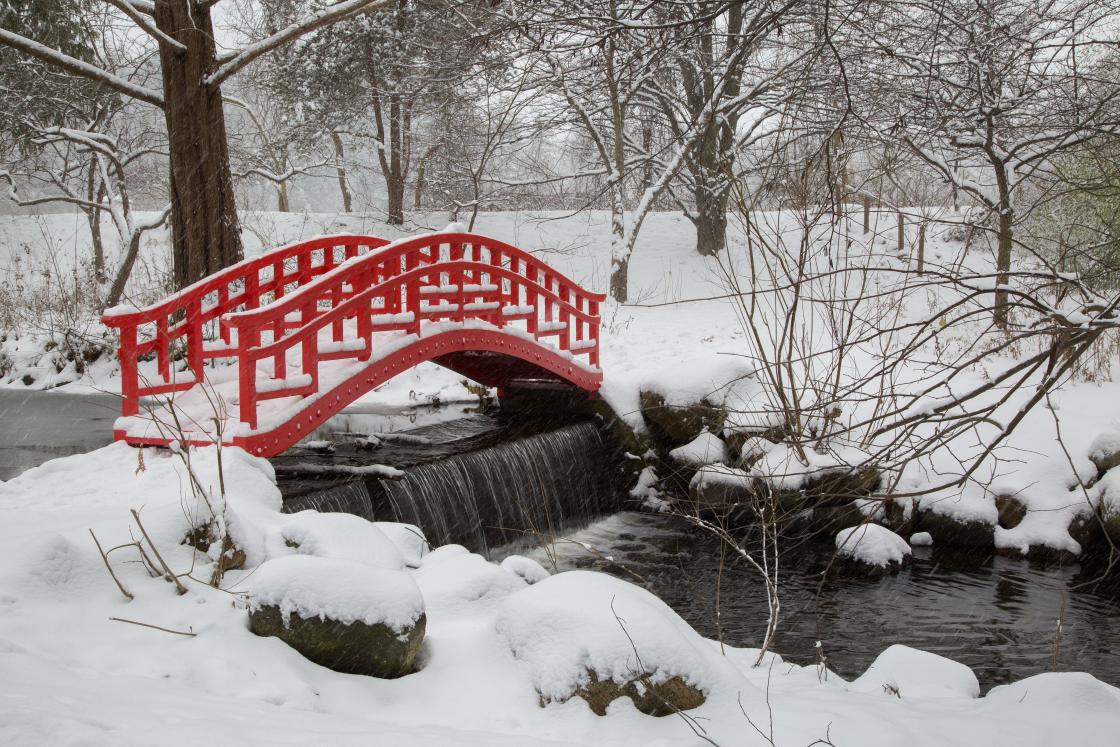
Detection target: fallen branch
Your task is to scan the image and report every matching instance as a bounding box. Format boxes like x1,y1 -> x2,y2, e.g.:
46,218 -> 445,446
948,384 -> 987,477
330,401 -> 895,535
109,617 -> 196,637
130,508 -> 188,595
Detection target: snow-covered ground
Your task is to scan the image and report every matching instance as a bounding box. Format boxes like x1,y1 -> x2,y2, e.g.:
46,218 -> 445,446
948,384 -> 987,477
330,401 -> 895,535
1,442 -> 1118,746
2,208 -> 1120,743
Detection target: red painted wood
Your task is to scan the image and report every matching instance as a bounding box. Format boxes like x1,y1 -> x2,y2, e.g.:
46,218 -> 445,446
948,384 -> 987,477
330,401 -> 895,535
102,232 -> 605,457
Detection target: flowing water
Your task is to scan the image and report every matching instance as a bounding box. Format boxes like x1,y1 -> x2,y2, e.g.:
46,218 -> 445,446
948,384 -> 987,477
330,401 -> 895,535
279,416 -> 619,554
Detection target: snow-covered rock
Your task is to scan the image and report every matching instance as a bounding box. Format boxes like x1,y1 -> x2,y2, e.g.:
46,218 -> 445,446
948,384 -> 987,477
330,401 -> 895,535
247,555 -> 423,630
850,645 -> 980,699
374,522 -> 430,566
835,524 -> 912,569
909,531 -> 934,546
279,512 -> 406,570
246,555 -> 426,678
495,570 -> 737,715
499,555 -> 551,585
668,429 -> 728,467
1089,430 -> 1120,474
416,548 -> 526,613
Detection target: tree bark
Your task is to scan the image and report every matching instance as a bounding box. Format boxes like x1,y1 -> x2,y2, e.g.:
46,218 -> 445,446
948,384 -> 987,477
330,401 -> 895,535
994,208 -> 1013,328
694,180 -> 729,257
331,130 -> 352,213
277,181 -> 290,212
153,0 -> 243,291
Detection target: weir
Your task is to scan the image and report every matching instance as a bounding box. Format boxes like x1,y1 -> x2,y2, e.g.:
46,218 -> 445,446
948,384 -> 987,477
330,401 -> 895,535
275,414 -> 623,554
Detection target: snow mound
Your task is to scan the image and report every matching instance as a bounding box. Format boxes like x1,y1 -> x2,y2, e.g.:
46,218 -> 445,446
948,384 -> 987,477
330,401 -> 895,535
1088,430 -> 1120,468
499,555 -> 551,585
909,531 -> 934,547
416,550 -> 526,612
642,354 -> 758,410
494,570 -> 733,704
246,555 -> 423,631
279,512 -> 406,570
690,463 -> 751,490
669,430 -> 728,467
374,522 -> 430,566
738,435 -> 775,463
851,645 -> 980,699
836,524 -> 912,567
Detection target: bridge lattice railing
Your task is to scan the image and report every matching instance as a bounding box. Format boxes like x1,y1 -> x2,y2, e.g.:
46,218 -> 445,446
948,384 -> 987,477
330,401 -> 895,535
101,235 -> 391,415
221,232 -> 604,429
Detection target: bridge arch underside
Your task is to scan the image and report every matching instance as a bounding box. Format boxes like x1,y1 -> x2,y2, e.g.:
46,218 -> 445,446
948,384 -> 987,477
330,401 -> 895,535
232,329 -> 600,457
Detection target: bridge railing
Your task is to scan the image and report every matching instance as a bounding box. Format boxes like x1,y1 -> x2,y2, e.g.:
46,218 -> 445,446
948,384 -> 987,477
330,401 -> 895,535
101,235 -> 390,415
223,232 -> 605,429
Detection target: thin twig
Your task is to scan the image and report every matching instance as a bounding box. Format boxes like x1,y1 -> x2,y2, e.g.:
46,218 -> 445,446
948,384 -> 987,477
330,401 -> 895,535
109,617 -> 196,637
89,529 -> 133,601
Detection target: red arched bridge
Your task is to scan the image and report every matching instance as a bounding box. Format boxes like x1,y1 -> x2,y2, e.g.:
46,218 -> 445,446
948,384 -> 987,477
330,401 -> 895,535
101,232 -> 605,457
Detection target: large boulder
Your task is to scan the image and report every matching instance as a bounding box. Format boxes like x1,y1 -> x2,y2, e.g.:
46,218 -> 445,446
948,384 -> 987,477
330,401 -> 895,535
850,645 -> 980,699
835,524 -> 912,575
247,555 -> 425,678
915,507 -> 994,548
495,571 -> 730,717
639,390 -> 725,447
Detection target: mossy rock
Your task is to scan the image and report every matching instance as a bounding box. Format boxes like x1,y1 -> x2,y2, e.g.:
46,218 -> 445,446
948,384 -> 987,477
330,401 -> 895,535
995,494 -> 1027,529
249,605 -> 425,678
571,671 -> 705,717
809,502 -> 867,534
639,390 -> 725,447
915,509 -> 994,548
803,468 -> 881,507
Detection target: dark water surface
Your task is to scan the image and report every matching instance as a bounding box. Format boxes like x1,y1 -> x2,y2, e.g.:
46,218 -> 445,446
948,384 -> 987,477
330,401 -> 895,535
0,389 -> 118,481
514,511 -> 1120,690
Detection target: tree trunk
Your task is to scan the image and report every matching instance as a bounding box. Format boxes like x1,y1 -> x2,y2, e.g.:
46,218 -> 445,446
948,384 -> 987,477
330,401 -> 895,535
331,131 -> 352,213
154,0 -> 243,291
694,183 -> 729,257
386,173 -> 405,225
105,230 -> 143,309
277,181 -> 290,212
994,208 -> 1013,328
414,158 -> 425,210
86,161 -> 105,280
610,253 -> 628,304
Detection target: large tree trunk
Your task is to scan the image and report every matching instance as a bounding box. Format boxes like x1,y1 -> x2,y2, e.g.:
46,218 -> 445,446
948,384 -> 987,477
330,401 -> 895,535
994,206 -> 1013,328
331,131 -> 353,213
386,173 -> 405,225
154,0 -> 243,291
693,180 -> 729,257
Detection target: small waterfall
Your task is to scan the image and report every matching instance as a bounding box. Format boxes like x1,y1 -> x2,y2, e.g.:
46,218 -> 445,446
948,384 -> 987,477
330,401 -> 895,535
282,480 -> 375,521
376,421 -> 616,555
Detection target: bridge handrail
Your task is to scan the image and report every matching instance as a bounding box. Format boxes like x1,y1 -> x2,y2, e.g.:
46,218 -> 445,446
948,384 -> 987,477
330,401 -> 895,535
222,237 -> 604,429
235,260 -> 600,361
100,233 -> 390,415
221,231 -> 606,328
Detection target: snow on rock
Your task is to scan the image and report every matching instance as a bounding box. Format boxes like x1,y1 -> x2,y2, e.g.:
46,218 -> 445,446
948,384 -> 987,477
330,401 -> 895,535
641,354 -> 758,412
499,555 -> 551,585
738,435 -> 775,463
836,524 -> 912,567
494,570 -> 738,707
850,645 -> 980,699
246,555 -> 423,631
374,522 -> 430,566
668,429 -> 728,467
416,548 -> 526,613
1088,430 -> 1120,473
278,512 -> 406,570
909,531 -> 934,546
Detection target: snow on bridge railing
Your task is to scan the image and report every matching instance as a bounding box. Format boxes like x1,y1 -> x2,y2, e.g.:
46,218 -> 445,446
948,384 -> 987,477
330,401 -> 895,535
100,235 -> 391,415
221,232 -> 605,429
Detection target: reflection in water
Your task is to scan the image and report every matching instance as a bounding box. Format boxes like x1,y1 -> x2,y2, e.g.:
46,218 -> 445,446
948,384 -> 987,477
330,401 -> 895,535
511,512 -> 1120,690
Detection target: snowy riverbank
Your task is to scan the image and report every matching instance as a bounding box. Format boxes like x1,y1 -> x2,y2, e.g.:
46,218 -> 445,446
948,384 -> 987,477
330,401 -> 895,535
1,441 -> 1118,746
